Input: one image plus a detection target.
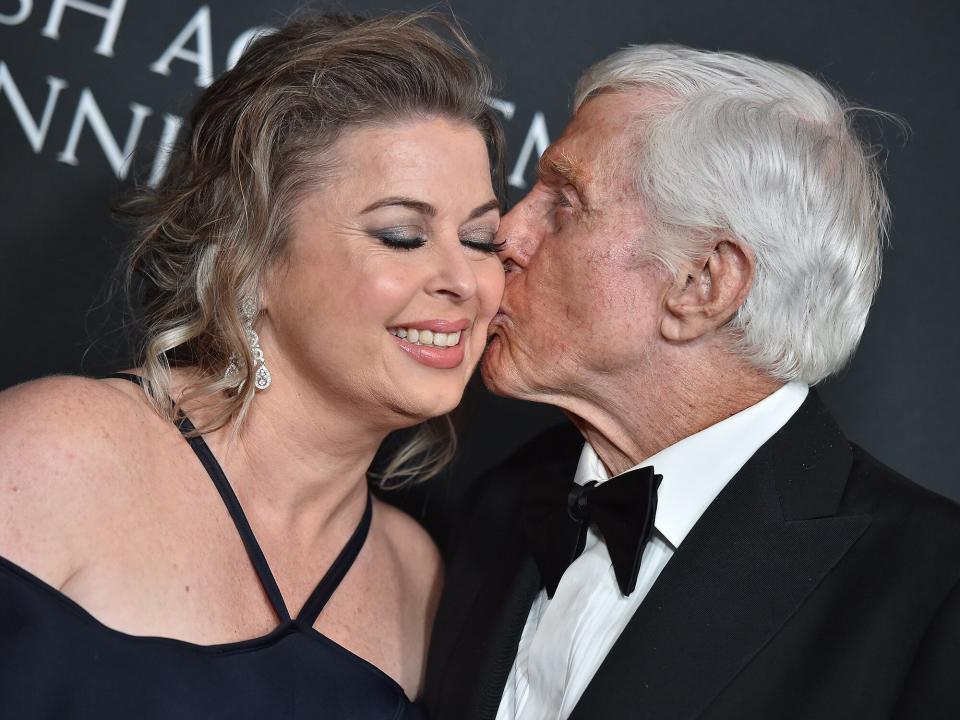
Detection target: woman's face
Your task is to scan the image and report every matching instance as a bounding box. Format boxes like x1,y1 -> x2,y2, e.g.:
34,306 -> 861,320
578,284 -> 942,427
261,117 -> 504,428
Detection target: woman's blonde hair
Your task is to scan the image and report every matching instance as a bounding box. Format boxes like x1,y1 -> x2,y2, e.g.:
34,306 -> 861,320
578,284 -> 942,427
117,10 -> 505,488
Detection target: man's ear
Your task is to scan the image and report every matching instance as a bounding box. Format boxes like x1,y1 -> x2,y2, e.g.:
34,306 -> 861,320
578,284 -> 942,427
660,237 -> 754,342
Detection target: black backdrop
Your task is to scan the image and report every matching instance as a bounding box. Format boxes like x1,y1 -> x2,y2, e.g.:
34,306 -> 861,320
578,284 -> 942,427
1,0 -> 958,510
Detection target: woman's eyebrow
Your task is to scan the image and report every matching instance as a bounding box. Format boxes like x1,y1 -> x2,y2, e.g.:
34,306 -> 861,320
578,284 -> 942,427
467,199 -> 501,220
360,197 -> 436,216
360,197 -> 500,220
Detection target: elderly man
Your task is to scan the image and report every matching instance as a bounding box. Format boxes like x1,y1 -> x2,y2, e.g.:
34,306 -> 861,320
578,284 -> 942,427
422,46 -> 960,720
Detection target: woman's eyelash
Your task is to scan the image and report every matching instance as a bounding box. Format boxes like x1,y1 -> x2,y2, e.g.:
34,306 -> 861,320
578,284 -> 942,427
374,231 -> 503,254
462,239 -> 506,254
376,232 -> 426,250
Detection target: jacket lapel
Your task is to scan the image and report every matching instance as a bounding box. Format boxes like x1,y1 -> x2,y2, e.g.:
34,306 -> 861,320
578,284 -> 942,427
569,392 -> 871,720
468,554 -> 542,720
426,518 -> 539,719
426,425 -> 581,719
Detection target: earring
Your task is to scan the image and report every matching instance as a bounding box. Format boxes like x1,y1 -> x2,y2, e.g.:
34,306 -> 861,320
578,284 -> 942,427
224,297 -> 272,391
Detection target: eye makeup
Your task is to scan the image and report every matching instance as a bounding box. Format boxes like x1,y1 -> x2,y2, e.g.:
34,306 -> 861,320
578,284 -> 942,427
459,228 -> 504,254
372,227 -> 426,250
462,238 -> 505,254
371,227 -> 503,254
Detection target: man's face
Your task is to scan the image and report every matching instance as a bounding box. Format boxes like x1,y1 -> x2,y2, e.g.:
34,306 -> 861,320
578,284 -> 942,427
483,92 -> 671,407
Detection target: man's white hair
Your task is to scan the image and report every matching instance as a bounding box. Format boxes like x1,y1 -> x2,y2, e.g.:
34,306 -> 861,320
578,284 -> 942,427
575,45 -> 891,385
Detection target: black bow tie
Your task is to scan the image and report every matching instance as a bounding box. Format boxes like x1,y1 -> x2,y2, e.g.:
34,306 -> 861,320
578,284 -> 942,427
525,464 -> 661,597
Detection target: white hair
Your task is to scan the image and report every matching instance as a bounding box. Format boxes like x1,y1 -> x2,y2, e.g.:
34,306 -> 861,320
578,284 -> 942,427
575,45 -> 891,385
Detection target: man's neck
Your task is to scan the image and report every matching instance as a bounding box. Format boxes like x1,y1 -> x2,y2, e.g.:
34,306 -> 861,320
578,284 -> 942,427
562,356 -> 783,477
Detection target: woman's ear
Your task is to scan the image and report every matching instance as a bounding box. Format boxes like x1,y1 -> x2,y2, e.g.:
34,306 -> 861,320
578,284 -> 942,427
259,259 -> 288,315
660,237 -> 754,342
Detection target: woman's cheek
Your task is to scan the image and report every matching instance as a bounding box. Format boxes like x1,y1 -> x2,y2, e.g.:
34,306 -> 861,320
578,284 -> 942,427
478,259 -> 506,322
354,268 -> 415,313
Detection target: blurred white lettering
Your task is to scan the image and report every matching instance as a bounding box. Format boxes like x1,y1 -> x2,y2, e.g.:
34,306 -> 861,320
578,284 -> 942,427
487,97 -> 516,121
0,61 -> 68,153
0,0 -> 32,25
42,0 -> 128,58
508,111 -> 550,188
57,88 -> 152,179
150,5 -> 213,87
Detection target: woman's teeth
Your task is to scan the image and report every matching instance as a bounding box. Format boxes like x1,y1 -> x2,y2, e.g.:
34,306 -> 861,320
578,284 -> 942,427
389,327 -> 461,347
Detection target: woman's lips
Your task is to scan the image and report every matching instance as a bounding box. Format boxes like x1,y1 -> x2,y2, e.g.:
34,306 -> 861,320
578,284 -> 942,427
391,334 -> 466,369
392,318 -> 471,333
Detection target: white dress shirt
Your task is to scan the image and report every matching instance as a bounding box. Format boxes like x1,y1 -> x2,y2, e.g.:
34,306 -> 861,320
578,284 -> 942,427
495,382 -> 809,720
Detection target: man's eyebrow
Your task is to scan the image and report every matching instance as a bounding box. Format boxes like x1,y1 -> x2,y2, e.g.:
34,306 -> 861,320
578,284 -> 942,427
360,197 -> 436,216
537,152 -> 586,194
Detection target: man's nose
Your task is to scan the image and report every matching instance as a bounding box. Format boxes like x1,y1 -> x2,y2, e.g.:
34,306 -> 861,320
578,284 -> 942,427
495,194 -> 540,272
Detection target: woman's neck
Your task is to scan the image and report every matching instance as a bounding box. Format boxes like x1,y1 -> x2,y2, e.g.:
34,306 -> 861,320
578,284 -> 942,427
178,369 -> 389,544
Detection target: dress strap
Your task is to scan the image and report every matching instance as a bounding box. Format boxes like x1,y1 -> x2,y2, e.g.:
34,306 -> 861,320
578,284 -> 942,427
176,414 -> 292,623
105,372 -> 147,385
105,372 -> 372,627
105,373 -> 292,622
297,492 -> 373,626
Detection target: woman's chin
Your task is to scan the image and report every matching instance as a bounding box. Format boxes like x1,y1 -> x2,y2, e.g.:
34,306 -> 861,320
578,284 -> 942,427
390,388 -> 463,425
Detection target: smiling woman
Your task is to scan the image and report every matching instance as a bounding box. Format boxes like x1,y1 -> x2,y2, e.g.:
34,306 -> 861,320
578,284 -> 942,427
263,118 -> 504,469
121,11 -> 506,488
0,10 -> 504,719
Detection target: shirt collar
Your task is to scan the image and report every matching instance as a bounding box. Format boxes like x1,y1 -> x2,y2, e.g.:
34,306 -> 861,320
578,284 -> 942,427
574,381 -> 809,549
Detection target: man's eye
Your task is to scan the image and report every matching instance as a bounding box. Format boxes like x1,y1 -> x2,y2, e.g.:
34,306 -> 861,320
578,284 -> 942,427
556,185 -> 580,210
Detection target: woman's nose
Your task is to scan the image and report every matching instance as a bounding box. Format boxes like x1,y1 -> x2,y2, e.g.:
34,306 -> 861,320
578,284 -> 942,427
425,239 -> 478,301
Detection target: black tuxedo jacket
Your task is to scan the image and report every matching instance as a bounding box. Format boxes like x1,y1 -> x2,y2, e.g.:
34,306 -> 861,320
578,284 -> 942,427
423,392 -> 960,719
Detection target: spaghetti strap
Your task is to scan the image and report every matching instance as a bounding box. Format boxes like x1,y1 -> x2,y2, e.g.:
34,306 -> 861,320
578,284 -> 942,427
176,414 -> 292,623
105,372 -> 147,385
297,492 -> 372,626
104,373 -> 291,622
105,371 -> 376,629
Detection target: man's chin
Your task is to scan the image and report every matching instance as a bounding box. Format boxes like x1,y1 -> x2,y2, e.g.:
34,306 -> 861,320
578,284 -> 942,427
479,337 -> 518,399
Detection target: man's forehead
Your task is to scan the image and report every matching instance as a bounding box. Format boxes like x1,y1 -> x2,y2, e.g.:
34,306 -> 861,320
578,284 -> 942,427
562,92 -> 648,148
538,93 -> 649,194
563,90 -> 665,149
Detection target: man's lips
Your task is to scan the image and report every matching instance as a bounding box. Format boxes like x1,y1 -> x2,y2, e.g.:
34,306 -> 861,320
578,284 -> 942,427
488,311 -> 510,333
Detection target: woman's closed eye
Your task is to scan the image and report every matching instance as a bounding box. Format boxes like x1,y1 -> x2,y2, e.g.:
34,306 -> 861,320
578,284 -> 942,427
374,227 -> 426,250
374,227 -> 503,254
460,229 -> 504,254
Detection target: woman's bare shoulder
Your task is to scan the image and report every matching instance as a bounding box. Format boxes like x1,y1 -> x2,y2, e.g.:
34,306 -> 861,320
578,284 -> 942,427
370,496 -> 443,697
0,375 -> 160,584
372,496 -> 443,599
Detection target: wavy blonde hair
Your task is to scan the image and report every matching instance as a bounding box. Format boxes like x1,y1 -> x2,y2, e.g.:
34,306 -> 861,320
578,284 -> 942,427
117,10 -> 505,488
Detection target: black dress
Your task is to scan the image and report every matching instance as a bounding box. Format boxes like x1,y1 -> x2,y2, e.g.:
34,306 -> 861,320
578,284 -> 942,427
0,374 -> 426,719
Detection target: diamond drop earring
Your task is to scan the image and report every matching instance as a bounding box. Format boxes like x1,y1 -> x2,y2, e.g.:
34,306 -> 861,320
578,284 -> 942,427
224,297 -> 272,392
